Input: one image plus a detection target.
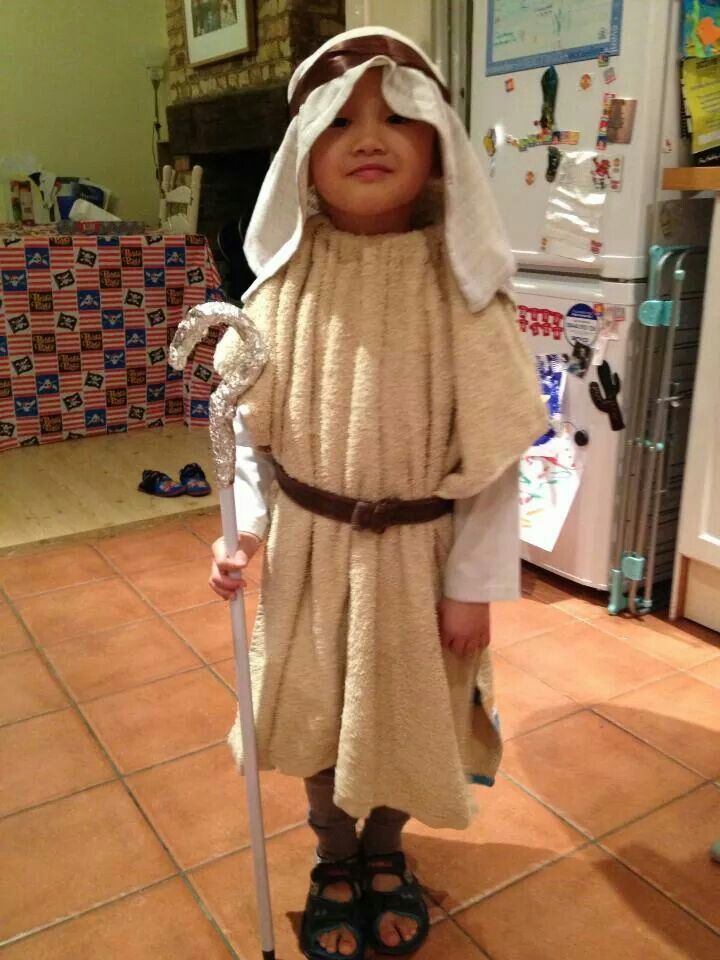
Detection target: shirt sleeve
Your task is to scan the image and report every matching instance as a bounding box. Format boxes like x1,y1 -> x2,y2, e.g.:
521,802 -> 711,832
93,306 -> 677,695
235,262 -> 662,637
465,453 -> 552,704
444,462 -> 521,603
232,407 -> 274,539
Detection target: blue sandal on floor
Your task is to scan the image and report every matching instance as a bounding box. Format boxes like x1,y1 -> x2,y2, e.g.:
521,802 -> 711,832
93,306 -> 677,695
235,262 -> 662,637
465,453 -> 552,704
300,860 -> 365,960
364,852 -> 429,956
137,469 -> 185,498
179,462 -> 211,497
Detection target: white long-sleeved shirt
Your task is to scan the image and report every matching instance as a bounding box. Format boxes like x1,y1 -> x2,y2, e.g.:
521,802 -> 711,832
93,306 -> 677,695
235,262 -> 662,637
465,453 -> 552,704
233,411 -> 520,603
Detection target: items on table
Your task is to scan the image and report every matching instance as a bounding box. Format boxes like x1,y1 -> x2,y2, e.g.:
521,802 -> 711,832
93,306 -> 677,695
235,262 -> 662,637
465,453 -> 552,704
0,232 -> 223,451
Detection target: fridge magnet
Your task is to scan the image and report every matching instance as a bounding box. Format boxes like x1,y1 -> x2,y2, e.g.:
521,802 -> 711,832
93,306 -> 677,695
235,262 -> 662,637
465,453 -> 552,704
564,302 -> 599,349
580,73 -> 593,91
483,127 -> 497,158
591,156 -> 612,190
546,146 -> 562,183
609,156 -> 624,191
607,97 -> 637,144
596,92 -> 615,150
589,360 -> 625,430
540,66 -> 558,131
505,78 -> 515,92
598,52 -> 610,67
566,340 -> 593,378
592,314 -> 622,366
663,137 -> 673,153
543,151 -> 609,263
526,171 -> 536,186
552,130 -> 580,146
603,66 -> 617,84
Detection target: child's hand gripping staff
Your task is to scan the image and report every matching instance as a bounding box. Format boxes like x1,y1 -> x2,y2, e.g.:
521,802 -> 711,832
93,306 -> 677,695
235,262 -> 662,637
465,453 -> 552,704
169,301 -> 274,960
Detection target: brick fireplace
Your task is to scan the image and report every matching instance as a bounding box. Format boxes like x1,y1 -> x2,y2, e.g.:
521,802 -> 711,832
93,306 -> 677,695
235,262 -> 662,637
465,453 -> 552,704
164,0 -> 345,295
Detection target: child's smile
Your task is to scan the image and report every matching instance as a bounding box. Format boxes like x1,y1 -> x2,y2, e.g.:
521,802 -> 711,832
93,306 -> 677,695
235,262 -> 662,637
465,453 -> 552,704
310,68 -> 437,234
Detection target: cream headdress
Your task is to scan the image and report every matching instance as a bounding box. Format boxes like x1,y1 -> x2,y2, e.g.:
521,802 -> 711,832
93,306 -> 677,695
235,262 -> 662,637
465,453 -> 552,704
243,26 -> 515,312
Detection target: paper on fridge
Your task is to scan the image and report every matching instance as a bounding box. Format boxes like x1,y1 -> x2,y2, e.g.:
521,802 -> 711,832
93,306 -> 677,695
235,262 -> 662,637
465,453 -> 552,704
542,151 -> 608,263
520,430 -> 584,552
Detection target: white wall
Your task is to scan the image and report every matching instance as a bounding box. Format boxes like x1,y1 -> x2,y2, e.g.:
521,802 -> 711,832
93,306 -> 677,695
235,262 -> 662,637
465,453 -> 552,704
345,0 -> 433,54
0,0 -> 168,224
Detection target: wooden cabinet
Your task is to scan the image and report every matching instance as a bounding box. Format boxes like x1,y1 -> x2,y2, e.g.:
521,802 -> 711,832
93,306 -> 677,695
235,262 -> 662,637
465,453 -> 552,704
664,169 -> 720,630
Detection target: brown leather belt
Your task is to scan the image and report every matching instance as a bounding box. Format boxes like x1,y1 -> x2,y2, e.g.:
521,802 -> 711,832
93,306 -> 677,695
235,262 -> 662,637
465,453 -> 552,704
272,458 -> 452,534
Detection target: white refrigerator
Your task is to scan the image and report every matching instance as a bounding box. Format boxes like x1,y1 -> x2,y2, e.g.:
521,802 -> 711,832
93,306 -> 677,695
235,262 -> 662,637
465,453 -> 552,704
468,0 -> 710,592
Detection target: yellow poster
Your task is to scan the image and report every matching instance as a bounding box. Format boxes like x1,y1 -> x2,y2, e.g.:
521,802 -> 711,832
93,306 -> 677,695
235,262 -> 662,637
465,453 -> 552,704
682,55 -> 720,156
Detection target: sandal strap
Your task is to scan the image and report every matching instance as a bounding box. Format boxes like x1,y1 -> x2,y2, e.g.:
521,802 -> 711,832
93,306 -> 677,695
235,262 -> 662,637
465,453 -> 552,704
366,886 -> 425,919
364,851 -> 413,883
310,859 -> 363,897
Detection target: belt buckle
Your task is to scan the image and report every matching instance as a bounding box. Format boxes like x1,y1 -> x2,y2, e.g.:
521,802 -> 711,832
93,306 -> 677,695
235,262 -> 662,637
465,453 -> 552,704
351,497 -> 399,534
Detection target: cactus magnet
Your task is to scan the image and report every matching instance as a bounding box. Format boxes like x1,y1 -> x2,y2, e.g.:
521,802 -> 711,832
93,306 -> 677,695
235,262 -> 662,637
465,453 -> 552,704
590,360 -> 625,430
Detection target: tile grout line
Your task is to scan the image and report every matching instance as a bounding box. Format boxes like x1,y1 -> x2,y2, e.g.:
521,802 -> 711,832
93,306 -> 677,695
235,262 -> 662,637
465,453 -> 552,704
591,779 -> 715,844
438,840 -> 596,918
500,704 -> 587,744
502,766 -> 713,859
597,844 -> 720,940
586,615 -> 720,665
589,704 -> 717,780
0,877 -> 180,951
444,835 -> 720,949
440,840 -> 597,920
497,769 -> 595,841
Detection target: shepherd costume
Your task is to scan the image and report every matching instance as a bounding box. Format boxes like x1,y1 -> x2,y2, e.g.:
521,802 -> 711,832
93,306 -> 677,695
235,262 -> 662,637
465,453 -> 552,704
215,27 -> 547,830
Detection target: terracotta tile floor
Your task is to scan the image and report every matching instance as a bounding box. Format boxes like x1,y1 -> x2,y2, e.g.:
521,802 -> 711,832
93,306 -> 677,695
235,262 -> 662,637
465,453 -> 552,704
1,514 -> 719,959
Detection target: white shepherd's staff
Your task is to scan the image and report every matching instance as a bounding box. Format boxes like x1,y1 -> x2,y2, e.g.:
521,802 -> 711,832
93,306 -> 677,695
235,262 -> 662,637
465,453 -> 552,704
170,302 -> 275,960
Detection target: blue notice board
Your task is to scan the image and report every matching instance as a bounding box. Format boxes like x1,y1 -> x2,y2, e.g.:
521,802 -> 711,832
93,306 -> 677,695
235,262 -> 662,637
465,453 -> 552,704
487,0 -> 623,76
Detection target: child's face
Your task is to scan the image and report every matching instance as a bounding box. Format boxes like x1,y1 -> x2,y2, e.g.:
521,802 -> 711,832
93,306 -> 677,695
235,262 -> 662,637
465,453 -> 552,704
309,68 -> 437,233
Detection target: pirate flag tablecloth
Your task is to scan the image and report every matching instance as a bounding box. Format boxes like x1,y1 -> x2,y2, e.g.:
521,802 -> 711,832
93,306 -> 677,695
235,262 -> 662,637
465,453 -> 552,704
0,232 -> 223,452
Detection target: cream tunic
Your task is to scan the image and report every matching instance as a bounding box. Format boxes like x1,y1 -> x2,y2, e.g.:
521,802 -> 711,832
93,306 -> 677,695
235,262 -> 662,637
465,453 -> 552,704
216,218 -> 547,829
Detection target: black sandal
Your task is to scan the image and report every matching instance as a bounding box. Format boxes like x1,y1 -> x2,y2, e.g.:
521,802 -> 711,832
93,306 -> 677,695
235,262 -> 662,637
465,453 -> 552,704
179,462 -> 211,496
137,469 -> 184,497
300,860 -> 366,960
364,852 -> 429,956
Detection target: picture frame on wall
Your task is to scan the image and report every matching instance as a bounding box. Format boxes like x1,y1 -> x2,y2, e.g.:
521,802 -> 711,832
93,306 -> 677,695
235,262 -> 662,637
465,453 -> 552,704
183,0 -> 255,67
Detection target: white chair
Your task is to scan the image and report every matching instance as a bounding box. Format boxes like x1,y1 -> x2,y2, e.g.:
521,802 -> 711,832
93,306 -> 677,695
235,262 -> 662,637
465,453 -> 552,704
159,164 -> 202,234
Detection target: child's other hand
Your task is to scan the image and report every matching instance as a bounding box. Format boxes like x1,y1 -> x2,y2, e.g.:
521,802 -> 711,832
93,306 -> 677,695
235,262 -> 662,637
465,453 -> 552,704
439,599 -> 491,657
209,534 -> 261,600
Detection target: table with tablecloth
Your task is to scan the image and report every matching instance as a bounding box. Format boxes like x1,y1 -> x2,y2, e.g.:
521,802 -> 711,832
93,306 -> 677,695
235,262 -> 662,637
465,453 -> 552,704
0,231 -> 223,452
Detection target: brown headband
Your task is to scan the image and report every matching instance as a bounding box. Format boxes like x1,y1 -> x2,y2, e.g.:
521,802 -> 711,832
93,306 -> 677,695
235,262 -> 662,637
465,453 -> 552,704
289,35 -> 451,117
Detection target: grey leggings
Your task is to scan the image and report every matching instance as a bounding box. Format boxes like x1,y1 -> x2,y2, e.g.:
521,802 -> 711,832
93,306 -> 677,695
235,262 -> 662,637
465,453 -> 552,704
305,768 -> 410,862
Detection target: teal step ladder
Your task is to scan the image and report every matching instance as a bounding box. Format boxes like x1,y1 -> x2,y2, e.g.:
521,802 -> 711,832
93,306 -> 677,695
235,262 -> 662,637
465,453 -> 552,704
609,244 -> 706,616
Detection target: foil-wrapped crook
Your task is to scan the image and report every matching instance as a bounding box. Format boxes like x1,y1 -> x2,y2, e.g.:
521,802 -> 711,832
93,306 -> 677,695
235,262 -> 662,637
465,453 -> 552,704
169,301 -> 268,488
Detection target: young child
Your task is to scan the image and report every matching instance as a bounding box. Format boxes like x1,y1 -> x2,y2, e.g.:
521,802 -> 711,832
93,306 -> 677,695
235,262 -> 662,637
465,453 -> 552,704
209,27 -> 546,960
